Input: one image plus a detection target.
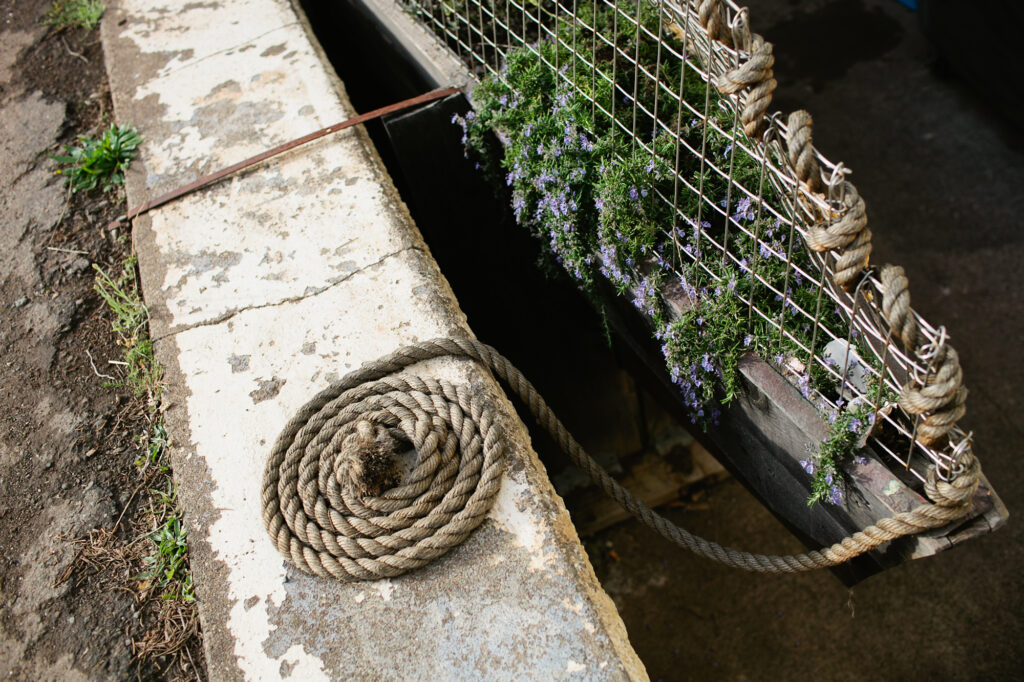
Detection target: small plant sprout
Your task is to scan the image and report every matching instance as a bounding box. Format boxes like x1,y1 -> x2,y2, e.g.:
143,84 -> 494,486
93,256 -> 163,399
42,0 -> 105,31
53,123 -> 141,193
141,481 -> 195,601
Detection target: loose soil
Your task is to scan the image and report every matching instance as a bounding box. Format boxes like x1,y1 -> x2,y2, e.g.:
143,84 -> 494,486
1,1 -> 204,679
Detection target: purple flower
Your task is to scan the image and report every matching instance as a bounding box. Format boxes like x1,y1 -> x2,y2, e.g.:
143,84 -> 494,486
800,459 -> 815,475
743,334 -> 753,347
829,485 -> 843,506
849,418 -> 862,434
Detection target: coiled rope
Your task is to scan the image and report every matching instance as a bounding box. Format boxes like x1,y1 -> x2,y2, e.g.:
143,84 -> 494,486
263,337 -> 980,581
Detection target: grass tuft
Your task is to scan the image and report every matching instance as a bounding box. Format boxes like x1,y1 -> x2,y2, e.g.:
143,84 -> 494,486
42,0 -> 105,31
93,256 -> 163,400
141,481 -> 196,602
53,123 -> 141,193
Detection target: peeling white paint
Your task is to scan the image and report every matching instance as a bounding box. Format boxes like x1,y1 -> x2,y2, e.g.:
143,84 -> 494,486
374,579 -> 397,602
279,645 -> 328,682
566,660 -> 585,674
489,473 -> 556,572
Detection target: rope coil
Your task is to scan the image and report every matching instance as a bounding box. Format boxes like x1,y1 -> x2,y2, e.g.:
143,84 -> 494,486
263,338 -> 980,581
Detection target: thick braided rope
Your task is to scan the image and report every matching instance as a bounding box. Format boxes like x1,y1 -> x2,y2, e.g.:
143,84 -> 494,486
696,0 -> 732,47
717,33 -> 777,139
786,110 -> 823,193
804,179 -> 873,291
262,342 -> 505,581
879,265 -> 968,447
696,7 -> 968,488
263,338 -> 980,579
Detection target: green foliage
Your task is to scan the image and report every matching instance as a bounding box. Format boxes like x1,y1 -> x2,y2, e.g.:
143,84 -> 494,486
93,257 -> 163,399
137,420 -> 170,472
802,398 -> 876,506
53,123 -> 141,193
460,1 -> 873,500
142,481 -> 195,602
42,0 -> 105,31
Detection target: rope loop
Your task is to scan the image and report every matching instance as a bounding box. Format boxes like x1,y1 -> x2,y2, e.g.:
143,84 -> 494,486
262,342 -> 505,581
717,33 -> 776,139
263,338 -> 982,580
696,0 -> 732,47
806,180 -> 872,290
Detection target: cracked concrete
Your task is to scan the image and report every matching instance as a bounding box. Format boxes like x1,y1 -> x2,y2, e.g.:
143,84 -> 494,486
153,245 -> 423,341
100,0 -> 646,678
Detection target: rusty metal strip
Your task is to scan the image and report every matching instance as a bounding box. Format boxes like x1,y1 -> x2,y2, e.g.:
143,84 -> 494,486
111,86 -> 460,228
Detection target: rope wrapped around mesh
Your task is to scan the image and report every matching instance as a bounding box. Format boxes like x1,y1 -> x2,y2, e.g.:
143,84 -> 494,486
880,265 -> 968,448
782,108 -> 966,451
716,13 -> 776,140
263,338 -> 981,580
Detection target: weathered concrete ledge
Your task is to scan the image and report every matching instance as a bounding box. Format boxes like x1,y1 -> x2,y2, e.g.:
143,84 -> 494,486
101,0 -> 645,678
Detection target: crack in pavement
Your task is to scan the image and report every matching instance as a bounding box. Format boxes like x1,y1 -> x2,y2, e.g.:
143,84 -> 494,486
151,244 -> 423,341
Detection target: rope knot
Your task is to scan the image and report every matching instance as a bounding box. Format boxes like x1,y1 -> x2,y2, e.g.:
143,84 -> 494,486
717,34 -> 776,139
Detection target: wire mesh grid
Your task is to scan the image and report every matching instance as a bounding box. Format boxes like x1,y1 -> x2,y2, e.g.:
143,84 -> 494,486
402,0 -> 971,488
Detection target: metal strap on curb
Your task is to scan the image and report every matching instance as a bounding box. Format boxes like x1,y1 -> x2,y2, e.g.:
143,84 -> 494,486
108,86 -> 460,230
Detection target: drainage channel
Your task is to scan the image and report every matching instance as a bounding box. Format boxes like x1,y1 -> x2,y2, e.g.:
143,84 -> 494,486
298,0 -> 717,527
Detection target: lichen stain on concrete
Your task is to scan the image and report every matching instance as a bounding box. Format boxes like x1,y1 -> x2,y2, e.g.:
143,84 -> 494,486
170,248 -> 242,291
192,96 -> 286,149
228,354 -> 251,373
199,79 -> 243,104
250,376 -> 286,404
261,43 -> 287,57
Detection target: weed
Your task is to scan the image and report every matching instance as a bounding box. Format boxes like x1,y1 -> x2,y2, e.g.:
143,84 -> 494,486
93,257 -> 163,399
141,481 -> 195,602
53,123 -> 141,193
137,420 -> 170,472
42,0 -> 105,31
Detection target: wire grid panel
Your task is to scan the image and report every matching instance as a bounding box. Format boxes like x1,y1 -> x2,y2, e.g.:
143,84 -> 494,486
403,0 -> 970,487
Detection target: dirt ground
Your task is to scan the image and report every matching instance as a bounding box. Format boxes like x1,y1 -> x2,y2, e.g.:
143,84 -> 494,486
0,1 -> 203,679
583,2 -> 1024,680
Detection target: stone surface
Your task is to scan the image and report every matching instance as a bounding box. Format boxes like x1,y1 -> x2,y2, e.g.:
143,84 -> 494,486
101,0 -> 645,679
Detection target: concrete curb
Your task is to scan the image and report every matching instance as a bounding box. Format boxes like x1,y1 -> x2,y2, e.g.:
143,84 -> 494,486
100,0 -> 646,678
